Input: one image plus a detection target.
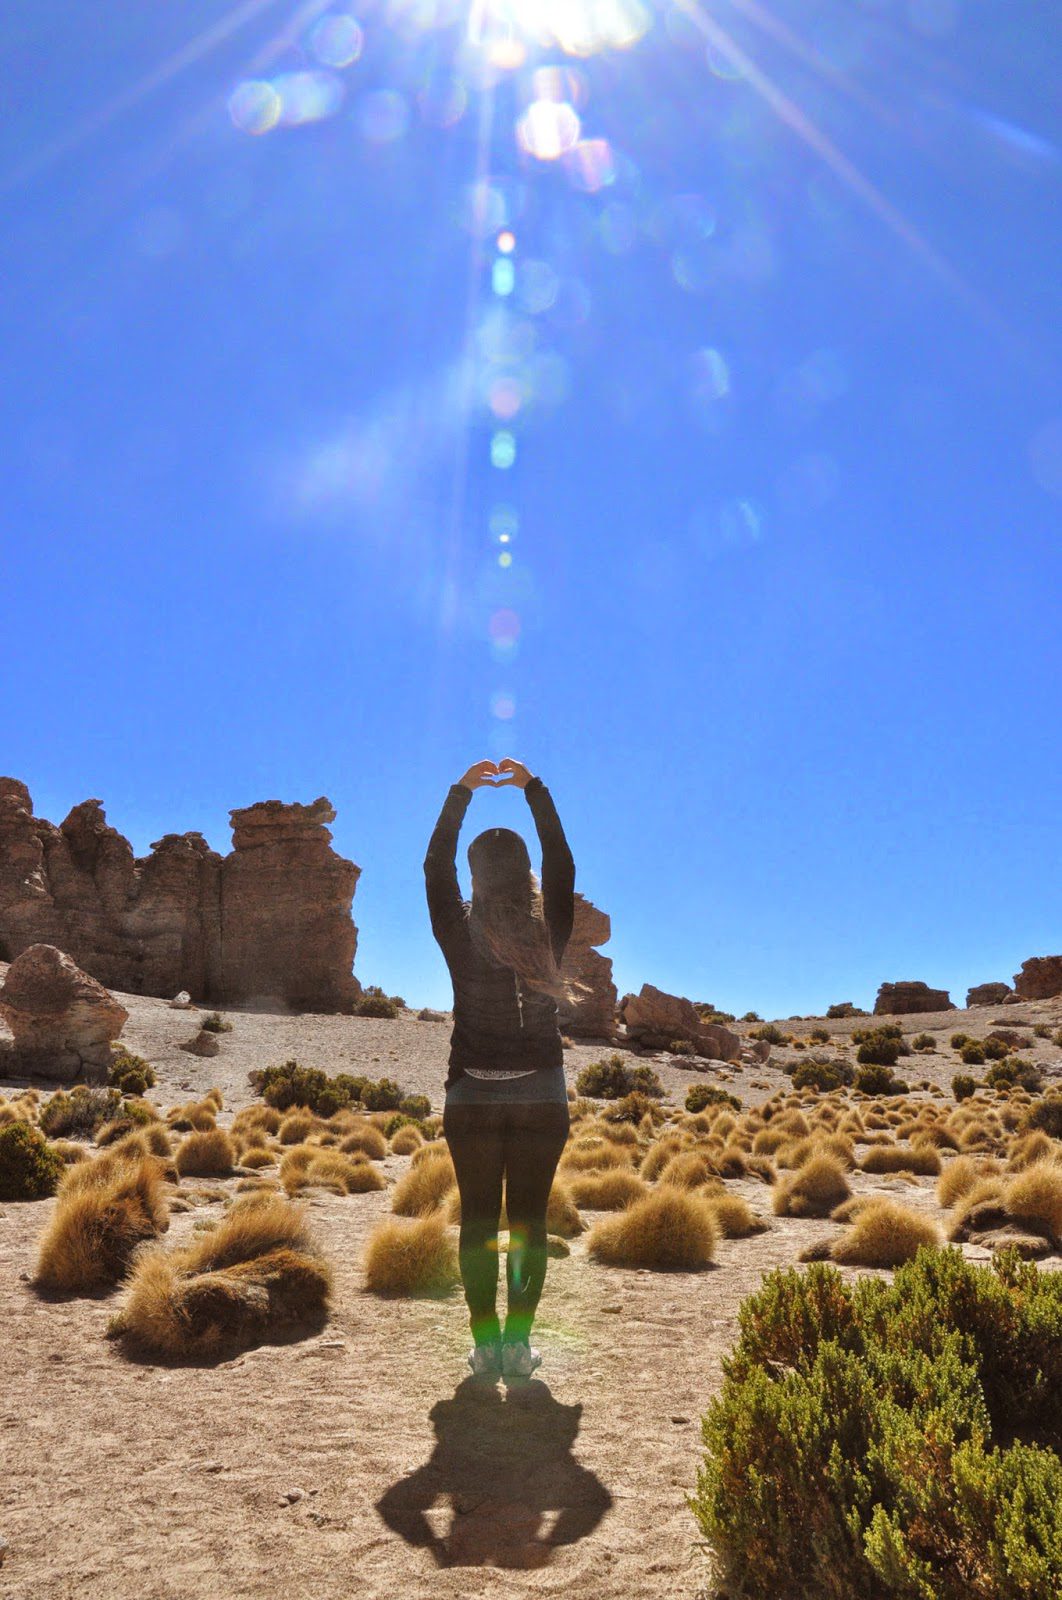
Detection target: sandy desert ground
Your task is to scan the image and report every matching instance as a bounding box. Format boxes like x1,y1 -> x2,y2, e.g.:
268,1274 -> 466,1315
2,984 -> 1060,1600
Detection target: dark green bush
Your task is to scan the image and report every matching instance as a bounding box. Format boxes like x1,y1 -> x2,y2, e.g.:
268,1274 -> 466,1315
1033,1024 -> 1051,1039
108,1047 -> 156,1098
962,1042 -> 987,1066
912,1032 -> 936,1052
250,1060 -> 416,1115
398,1093 -> 431,1120
791,1057 -> 854,1093
808,1027 -> 831,1045
199,1011 -> 232,1034
826,1003 -> 867,1019
952,1074 -> 978,1102
982,1035 -> 1010,1061
602,1090 -> 666,1125
749,1023 -> 785,1045
39,1085 -> 123,1139
250,1060 -> 336,1112
853,1023 -> 904,1044
855,1032 -> 902,1068
355,995 -> 400,1019
0,1122 -> 63,1201
362,1077 -> 403,1112
951,1032 -> 971,1050
686,1084 -> 742,1114
741,1011 -> 761,1023
667,1038 -> 696,1056
689,1249 -> 1062,1600
986,1058 -> 1043,1093
382,1111 -> 428,1139
854,1062 -> 908,1095
1023,1095 -> 1062,1139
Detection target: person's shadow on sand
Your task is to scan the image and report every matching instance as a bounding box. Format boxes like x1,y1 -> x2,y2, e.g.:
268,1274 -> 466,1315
375,1377 -> 613,1568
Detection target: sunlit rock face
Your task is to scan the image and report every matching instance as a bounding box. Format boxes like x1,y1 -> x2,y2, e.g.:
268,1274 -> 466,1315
966,982 -> 1013,1007
556,893 -> 617,1040
0,782 -> 360,1013
620,983 -> 742,1061
0,943 -> 128,1083
874,981 -> 955,1015
1013,956 -> 1062,1001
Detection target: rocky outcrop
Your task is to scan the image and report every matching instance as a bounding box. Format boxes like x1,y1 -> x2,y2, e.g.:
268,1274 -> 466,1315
1013,957 -> 1062,1001
0,781 -> 360,1013
0,943 -> 127,1083
620,983 -> 742,1061
874,981 -> 954,1015
556,894 -> 617,1041
966,982 -> 1013,1007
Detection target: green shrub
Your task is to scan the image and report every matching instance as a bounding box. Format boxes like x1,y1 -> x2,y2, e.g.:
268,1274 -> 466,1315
791,1057 -> 854,1093
855,1032 -> 902,1068
250,1060 -> 338,1113
961,1042 -> 986,1066
39,1085 -> 123,1139
982,1035 -> 1010,1061
603,1090 -> 665,1125
808,1028 -> 831,1045
668,1038 -> 696,1056
952,1074 -> 978,1102
689,1249 -> 1062,1600
853,1023 -> 904,1044
1023,1095 -> 1062,1139
1033,1024 -> 1050,1039
199,1011 -> 233,1034
951,1032 -> 971,1050
361,1077 -> 403,1112
575,1054 -> 663,1100
986,1058 -> 1043,1093
912,1032 -> 936,1052
108,1048 -> 156,1097
398,1093 -> 431,1120
382,1111 -> 428,1139
749,1023 -> 785,1045
355,995 -> 400,1019
741,1012 -> 761,1023
686,1084 -> 742,1114
854,1062 -> 907,1096
0,1122 -> 63,1201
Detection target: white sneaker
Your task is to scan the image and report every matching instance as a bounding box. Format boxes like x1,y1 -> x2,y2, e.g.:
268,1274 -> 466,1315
467,1343 -> 501,1377
501,1341 -> 542,1379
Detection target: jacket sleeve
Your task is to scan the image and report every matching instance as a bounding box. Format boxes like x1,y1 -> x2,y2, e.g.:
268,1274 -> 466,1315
424,783 -> 473,960
524,776 -> 575,964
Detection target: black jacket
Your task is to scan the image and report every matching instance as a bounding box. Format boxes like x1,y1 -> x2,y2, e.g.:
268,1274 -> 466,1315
424,777 -> 575,1086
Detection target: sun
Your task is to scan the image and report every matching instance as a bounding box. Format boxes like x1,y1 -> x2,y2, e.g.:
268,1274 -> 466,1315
469,0 -> 651,63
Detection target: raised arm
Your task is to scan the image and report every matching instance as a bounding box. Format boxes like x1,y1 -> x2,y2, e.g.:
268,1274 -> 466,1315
423,761 -> 496,957
496,758 -> 575,963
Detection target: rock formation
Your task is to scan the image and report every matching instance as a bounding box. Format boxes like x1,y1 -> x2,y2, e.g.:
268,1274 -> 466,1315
874,981 -> 954,1015
966,982 -> 1013,1007
1013,957 -> 1062,1001
0,943 -> 127,1083
556,894 -> 618,1041
0,781 -> 360,1013
620,983 -> 742,1061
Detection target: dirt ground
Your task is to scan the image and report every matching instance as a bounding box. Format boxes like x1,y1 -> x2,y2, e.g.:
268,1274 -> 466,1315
2,989 -> 1060,1600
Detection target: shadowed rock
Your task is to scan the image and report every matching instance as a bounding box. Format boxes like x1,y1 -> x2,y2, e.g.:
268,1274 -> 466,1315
874,981 -> 954,1015
1013,956 -> 1062,1001
966,982 -> 1013,1007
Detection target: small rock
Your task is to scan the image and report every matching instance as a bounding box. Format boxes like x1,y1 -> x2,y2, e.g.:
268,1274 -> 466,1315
181,1029 -> 220,1057
670,1415 -> 690,1425
279,1488 -> 307,1505
601,1304 -> 622,1314
201,1460 -> 223,1474
170,991 -> 193,1009
0,1534 -> 8,1566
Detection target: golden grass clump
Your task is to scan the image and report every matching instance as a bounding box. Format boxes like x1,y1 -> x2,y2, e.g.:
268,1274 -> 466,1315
638,1136 -> 690,1181
411,1138 -> 450,1165
339,1124 -> 388,1160
829,1200 -> 942,1268
716,1144 -> 749,1179
203,1088 -> 224,1111
391,1148 -> 456,1216
109,1195 -> 331,1357
175,1129 -> 236,1178
596,1120 -> 642,1147
947,1178 -> 1007,1237
1005,1163 -> 1062,1245
936,1156 -> 998,1208
546,1179 -> 585,1238
705,1193 -> 767,1238
284,1150 -> 386,1197
559,1137 -> 633,1174
363,1213 -> 459,1296
278,1112 -> 317,1146
1007,1131 -> 1058,1172
751,1127 -> 789,1157
566,1170 -> 649,1211
773,1155 -> 851,1218
232,1106 -> 281,1137
35,1155 -> 169,1294
860,1143 -> 941,1176
587,1186 -> 717,1270
49,1138 -> 90,1165
390,1124 -> 424,1156
659,1150 -> 718,1190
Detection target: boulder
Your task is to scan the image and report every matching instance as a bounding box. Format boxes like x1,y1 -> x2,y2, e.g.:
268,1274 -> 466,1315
170,991 -> 193,1009
0,943 -> 127,1083
417,1008 -> 448,1022
180,1029 -> 220,1057
620,984 -> 742,1061
556,894 -> 618,1041
966,982 -> 1013,1007
873,981 -> 954,1016
0,780 -> 361,1013
1013,956 -> 1062,1001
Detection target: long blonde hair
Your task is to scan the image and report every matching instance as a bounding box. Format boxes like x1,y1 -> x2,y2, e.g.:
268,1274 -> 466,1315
467,827 -> 587,1007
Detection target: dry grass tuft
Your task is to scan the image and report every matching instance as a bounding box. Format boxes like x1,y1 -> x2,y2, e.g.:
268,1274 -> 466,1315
936,1156 -> 997,1209
109,1195 -> 331,1357
283,1151 -> 385,1197
830,1200 -> 942,1267
1007,1131 -> 1058,1172
391,1148 -> 456,1216
566,1170 -> 649,1211
705,1194 -> 767,1238
175,1129 -> 236,1178
240,1147 -> 276,1171
1005,1162 -> 1062,1245
587,1187 -> 717,1270
339,1124 -> 388,1160
390,1125 -> 424,1156
278,1112 -> 317,1146
860,1143 -> 941,1176
546,1179 -> 585,1238
658,1150 -> 718,1190
35,1156 -> 169,1294
363,1213 -> 458,1296
639,1136 -> 691,1181
773,1155 -> 851,1218
559,1137 -> 633,1173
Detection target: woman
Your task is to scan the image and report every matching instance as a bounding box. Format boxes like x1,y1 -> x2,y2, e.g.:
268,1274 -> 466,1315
424,755 -> 578,1381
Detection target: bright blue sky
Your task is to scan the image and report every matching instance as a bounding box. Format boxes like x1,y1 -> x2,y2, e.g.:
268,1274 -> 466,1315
2,0 -> 1059,1017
